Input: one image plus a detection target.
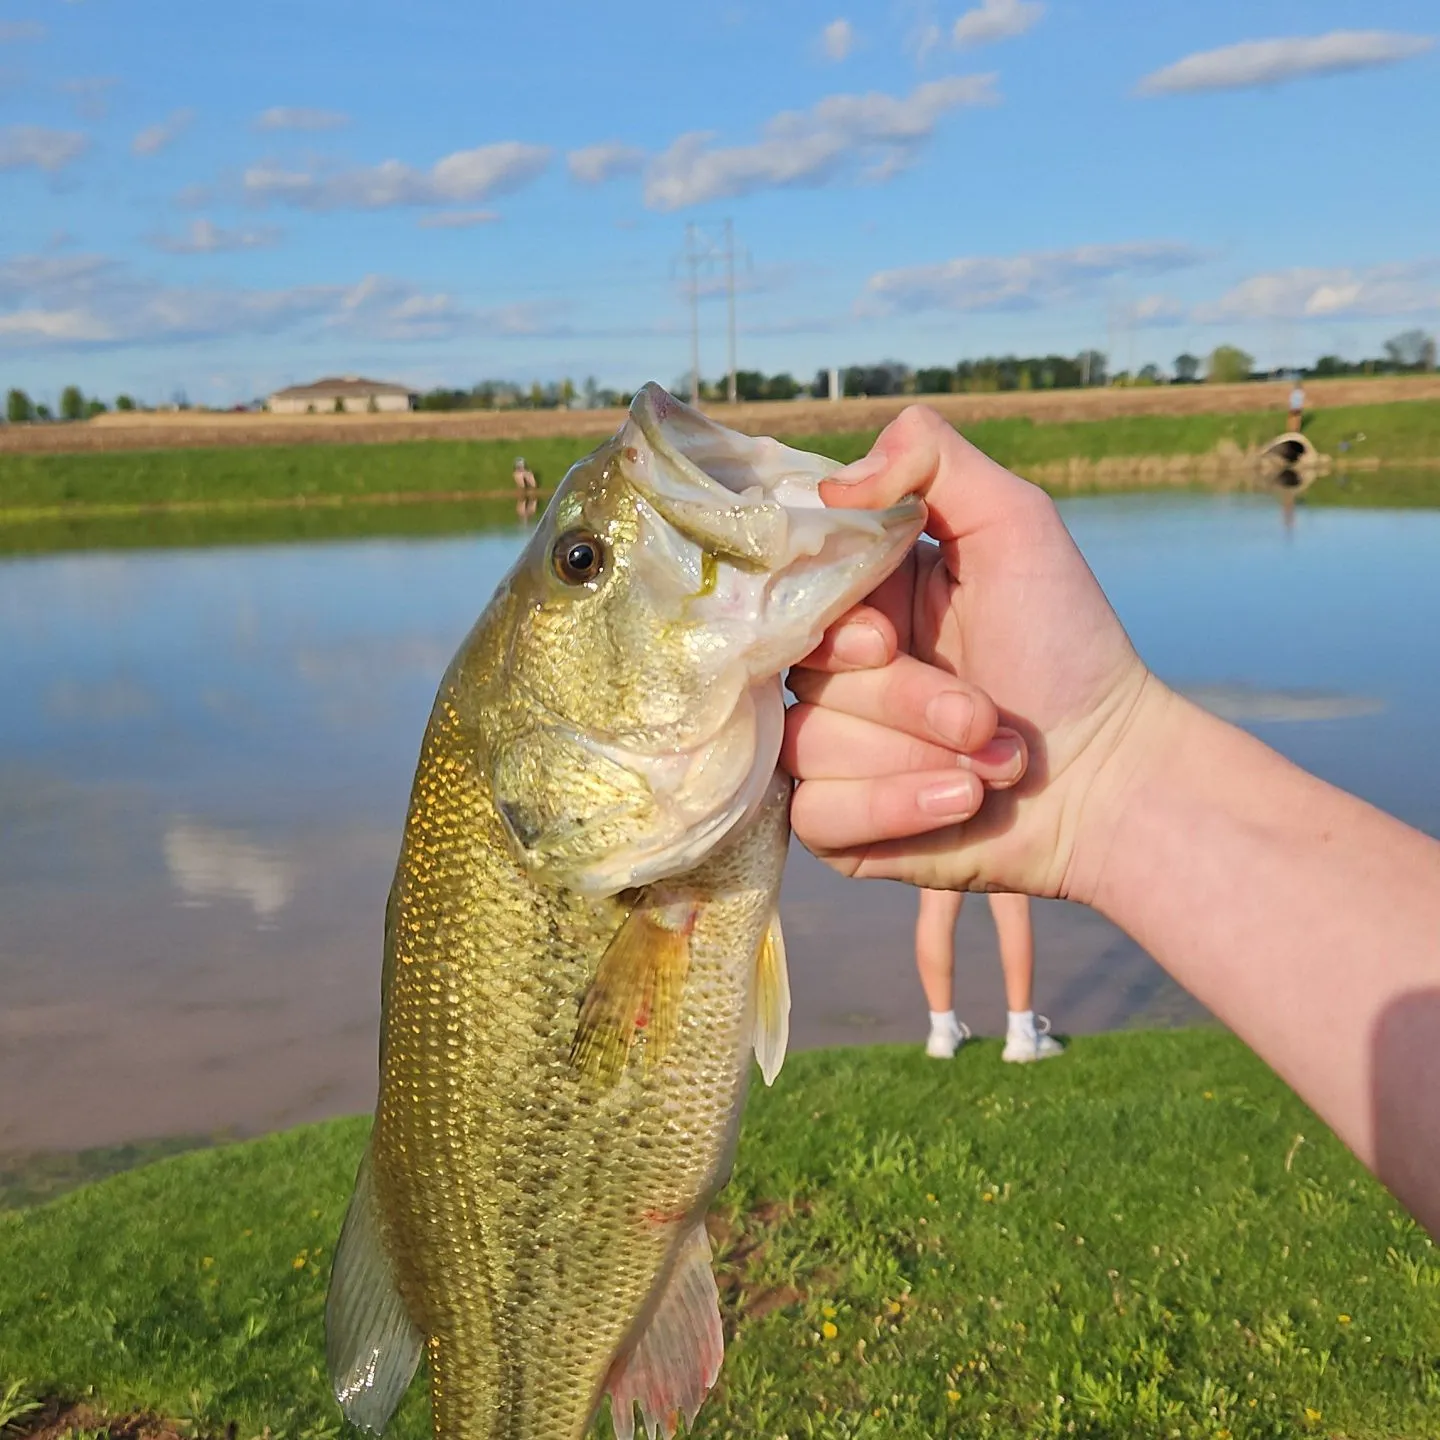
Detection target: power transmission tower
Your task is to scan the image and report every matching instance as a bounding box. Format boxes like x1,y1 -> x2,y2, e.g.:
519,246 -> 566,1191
684,223 -> 702,407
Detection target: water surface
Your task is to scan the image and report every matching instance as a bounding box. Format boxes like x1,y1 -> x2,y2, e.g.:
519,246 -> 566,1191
2,493 -> 1437,1154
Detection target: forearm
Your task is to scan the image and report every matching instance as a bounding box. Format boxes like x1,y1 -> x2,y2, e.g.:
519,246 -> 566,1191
1089,688 -> 1440,1234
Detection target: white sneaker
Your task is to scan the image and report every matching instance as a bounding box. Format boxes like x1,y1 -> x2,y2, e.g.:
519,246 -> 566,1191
1002,1015 -> 1065,1064
926,1018 -> 971,1059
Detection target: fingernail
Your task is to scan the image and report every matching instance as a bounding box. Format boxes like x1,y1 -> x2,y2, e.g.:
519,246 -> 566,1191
926,691 -> 974,746
825,452 -> 886,486
970,731 -> 1025,780
917,776 -> 979,819
830,622 -> 888,668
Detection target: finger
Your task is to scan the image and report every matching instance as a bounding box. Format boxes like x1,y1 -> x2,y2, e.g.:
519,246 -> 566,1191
819,406 -> 1045,544
788,770 -> 984,852
791,604 -> 896,672
787,654 -> 1000,754
783,704 -> 1029,788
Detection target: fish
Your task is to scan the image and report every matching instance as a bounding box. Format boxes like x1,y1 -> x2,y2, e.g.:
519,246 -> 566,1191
324,382 -> 924,1440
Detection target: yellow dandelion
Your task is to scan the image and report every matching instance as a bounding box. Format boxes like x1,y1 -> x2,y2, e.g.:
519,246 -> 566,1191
1305,1408 -> 1322,1422
292,1253 -> 308,1270
242,1228 -> 252,1238
946,1390 -> 960,1404
886,1299 -> 902,1316
822,1305 -> 837,1319
201,1256 -> 214,1269
981,1192 -> 994,1203
1203,1091 -> 1214,1100
926,1193 -> 937,1204
821,1321 -> 838,1340
1337,1313 -> 1351,1324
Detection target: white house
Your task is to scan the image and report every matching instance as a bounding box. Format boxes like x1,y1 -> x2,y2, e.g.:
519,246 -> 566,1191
268,376 -> 417,415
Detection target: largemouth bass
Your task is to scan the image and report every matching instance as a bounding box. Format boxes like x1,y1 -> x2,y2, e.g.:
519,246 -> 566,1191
325,384 -> 924,1440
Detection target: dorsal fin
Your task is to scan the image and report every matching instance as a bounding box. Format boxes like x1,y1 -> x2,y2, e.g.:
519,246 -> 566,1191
605,1223 -> 725,1440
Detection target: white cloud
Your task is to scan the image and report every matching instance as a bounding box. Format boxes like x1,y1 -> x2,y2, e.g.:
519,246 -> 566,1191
820,18 -> 854,61
61,75 -> 118,120
0,249 -> 578,349
861,241 -> 1204,314
253,105 -> 350,131
0,123 -> 87,172
567,141 -> 647,184
952,0 -> 1043,48
244,140 -> 550,210
645,75 -> 997,210
1194,262 -> 1440,322
1125,294 -> 1186,326
132,107 -> 194,156
1138,31 -> 1434,96
151,218 -> 282,254
417,209 -> 500,229
0,20 -> 45,41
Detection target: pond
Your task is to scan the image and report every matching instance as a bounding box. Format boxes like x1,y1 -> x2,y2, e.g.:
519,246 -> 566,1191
2,491 -> 1438,1157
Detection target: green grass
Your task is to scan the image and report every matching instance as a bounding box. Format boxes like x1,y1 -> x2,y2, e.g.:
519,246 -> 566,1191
3,399 -> 1438,521
3,1032 -> 1437,1439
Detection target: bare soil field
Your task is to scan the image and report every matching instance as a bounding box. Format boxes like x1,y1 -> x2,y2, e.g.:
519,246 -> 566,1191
5,375 -> 1440,455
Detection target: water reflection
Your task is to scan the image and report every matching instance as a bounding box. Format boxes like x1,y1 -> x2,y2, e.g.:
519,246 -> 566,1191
1,492 -> 1437,1154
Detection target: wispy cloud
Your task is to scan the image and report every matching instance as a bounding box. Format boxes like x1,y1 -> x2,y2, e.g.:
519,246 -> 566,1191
567,141 -> 647,185
417,209 -> 500,229
820,18 -> 855,61
61,75 -> 118,120
645,75 -> 997,210
953,0 -> 1043,48
0,20 -> 45,42
253,105 -> 350,131
132,107 -> 194,156
1138,31 -> 1434,96
0,249 -> 576,349
860,241 -> 1204,314
244,140 -> 550,210
0,123 -> 87,172
151,218 -> 282,254
1194,262 -> 1440,322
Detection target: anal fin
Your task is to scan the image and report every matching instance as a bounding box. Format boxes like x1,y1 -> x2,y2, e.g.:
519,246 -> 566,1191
572,898 -> 695,1085
325,1145 -> 424,1433
752,910 -> 790,1086
606,1223 -> 725,1440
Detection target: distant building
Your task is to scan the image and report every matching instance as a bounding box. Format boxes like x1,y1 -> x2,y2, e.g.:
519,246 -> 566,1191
268,375 -> 417,415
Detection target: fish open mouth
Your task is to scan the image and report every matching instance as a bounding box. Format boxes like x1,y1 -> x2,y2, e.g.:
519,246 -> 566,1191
619,382 -> 925,674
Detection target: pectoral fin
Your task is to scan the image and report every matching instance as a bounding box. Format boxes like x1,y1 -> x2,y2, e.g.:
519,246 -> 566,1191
752,910 -> 790,1086
325,1146 -> 424,1433
572,899 -> 696,1085
605,1222 -> 725,1440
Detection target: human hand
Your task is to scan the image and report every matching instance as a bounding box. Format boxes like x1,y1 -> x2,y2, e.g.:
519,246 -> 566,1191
783,405 -> 1172,900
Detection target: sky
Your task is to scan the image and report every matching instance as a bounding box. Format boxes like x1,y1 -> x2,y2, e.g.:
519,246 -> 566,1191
1,0 -> 1437,407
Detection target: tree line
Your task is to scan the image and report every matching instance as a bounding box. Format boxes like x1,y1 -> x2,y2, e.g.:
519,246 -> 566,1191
4,330 -> 1434,423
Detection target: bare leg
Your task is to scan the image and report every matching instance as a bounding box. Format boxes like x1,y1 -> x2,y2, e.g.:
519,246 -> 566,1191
989,892 -> 1034,1012
915,888 -> 964,1011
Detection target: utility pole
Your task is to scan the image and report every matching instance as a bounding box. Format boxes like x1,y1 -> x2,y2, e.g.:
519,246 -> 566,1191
724,218 -> 737,405
685,223 -> 702,407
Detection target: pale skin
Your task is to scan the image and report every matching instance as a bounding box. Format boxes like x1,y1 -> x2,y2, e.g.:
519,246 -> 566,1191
781,405 -> 1440,1239
915,889 -> 1034,1015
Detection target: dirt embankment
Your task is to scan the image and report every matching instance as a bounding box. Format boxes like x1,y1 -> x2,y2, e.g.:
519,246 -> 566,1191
4,376 -> 1439,456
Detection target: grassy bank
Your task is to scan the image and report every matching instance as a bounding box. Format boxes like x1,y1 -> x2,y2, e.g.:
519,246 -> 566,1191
2,398 -> 1437,514
3,1032 -> 1437,1439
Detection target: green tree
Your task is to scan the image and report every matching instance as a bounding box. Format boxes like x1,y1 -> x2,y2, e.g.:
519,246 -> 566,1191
35,403 -> 52,420
115,394 -> 136,411
1383,329 -> 1436,371
60,385 -> 85,421
333,396 -> 345,413
85,397 -> 107,417
1173,353 -> 1200,383
1206,345 -> 1254,384
6,388 -> 33,423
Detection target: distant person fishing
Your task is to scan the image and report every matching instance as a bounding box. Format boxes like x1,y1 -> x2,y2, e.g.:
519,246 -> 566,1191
513,455 -> 537,491
1288,380 -> 1306,432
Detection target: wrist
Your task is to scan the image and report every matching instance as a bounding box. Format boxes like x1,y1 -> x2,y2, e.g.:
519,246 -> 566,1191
1058,672 -> 1194,910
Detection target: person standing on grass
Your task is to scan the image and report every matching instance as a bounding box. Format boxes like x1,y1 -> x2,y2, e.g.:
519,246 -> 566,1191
513,455 -> 537,491
1288,380 -> 1306,432
917,889 -> 1065,1063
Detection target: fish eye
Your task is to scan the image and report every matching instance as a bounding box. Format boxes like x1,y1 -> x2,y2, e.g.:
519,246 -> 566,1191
552,529 -> 605,585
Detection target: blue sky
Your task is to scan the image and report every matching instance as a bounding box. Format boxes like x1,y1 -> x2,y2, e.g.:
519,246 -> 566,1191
1,0 -> 1437,406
